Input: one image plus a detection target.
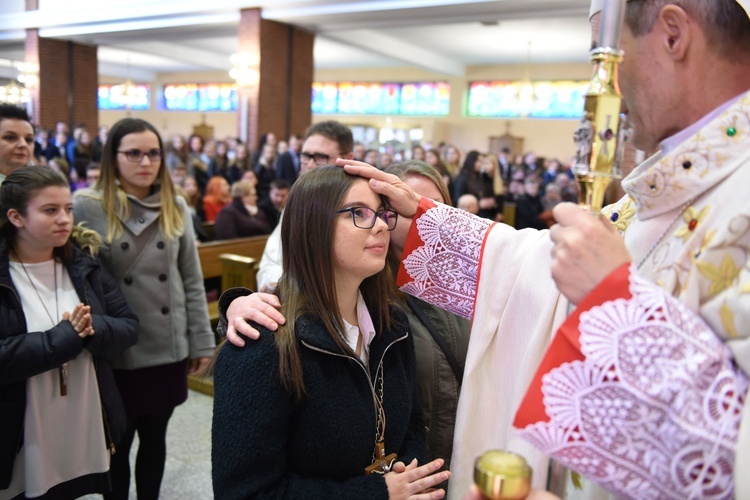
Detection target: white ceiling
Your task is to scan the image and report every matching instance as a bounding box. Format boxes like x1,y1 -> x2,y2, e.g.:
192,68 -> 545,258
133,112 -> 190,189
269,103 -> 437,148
0,0 -> 593,81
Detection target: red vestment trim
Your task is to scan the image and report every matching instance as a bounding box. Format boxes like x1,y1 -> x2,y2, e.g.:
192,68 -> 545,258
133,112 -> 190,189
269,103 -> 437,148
513,263 -> 632,428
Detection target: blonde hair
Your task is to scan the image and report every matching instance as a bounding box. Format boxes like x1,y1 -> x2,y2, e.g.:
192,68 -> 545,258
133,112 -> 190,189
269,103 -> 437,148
93,118 -> 184,242
484,154 -> 505,196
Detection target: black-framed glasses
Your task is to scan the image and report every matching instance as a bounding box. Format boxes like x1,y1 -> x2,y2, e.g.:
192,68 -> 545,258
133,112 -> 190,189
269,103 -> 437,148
337,206 -> 398,231
300,151 -> 331,165
118,148 -> 162,163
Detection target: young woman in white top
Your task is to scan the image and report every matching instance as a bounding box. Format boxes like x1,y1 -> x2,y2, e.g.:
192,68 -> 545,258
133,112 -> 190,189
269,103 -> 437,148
0,167 -> 138,499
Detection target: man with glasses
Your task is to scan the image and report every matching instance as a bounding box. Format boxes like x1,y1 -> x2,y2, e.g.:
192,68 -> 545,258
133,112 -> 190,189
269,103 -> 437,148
251,120 -> 354,293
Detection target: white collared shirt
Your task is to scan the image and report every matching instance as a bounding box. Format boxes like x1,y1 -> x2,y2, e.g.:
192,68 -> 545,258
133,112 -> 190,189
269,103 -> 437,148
341,291 -> 377,365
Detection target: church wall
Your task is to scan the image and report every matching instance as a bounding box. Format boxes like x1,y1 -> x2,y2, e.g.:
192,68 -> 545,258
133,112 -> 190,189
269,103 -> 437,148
99,61 -> 594,160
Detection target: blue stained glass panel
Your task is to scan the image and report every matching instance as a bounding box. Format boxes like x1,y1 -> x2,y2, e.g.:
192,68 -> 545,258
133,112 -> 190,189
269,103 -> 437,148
163,83 -> 237,111
311,81 -> 449,116
97,84 -> 150,110
467,80 -> 590,119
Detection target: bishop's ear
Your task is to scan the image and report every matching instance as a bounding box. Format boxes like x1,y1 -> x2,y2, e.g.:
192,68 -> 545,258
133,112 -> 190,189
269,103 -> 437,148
6,209 -> 25,229
657,4 -> 692,61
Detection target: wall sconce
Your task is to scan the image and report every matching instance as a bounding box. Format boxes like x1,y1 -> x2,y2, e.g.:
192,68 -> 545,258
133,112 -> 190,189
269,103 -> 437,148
229,52 -> 260,88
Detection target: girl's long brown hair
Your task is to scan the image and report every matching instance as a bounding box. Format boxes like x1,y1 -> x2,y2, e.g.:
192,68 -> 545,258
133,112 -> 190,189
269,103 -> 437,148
277,165 -> 399,400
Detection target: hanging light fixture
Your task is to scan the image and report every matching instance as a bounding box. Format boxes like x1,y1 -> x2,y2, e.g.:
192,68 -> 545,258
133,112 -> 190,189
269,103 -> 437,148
109,79 -> 139,109
0,79 -> 31,104
109,57 -> 141,110
229,52 -> 260,88
15,61 -> 39,90
517,41 -> 536,118
0,60 -> 34,105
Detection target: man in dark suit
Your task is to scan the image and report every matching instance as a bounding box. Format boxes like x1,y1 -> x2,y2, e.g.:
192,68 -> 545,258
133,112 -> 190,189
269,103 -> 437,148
498,147 -> 512,186
274,134 -> 302,185
258,179 -> 290,230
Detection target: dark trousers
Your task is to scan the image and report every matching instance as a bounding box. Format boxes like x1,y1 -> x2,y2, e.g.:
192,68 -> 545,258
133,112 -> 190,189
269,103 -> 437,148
105,407 -> 175,500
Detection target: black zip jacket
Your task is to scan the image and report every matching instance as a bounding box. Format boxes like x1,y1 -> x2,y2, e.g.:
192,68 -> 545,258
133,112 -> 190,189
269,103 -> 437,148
212,308 -> 425,499
0,240 -> 139,489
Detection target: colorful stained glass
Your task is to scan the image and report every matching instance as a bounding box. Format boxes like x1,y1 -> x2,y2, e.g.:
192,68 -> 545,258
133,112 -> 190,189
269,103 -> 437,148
467,80 -> 590,119
97,83 -> 150,110
163,83 -> 237,111
312,81 -> 449,116
312,82 -> 339,114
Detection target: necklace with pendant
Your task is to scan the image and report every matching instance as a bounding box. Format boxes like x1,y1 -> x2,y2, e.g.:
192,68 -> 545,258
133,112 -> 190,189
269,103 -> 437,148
364,359 -> 398,475
15,252 -> 68,396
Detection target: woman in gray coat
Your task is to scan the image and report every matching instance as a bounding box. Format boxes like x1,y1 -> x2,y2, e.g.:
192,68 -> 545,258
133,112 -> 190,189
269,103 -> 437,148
73,118 -> 215,500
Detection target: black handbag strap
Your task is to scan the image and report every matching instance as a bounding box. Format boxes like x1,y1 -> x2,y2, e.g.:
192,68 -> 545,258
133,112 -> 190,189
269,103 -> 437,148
406,297 -> 463,385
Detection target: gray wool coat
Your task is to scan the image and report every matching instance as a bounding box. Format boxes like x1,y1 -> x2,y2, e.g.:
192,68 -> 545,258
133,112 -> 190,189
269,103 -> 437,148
73,188 -> 215,369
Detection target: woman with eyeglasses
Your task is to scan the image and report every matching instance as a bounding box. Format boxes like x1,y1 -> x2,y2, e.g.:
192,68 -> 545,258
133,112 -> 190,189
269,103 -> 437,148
212,165 -> 449,499
73,118 -> 215,500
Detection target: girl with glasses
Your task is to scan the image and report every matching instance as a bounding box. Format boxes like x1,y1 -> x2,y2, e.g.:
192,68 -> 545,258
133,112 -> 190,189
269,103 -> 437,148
219,161 -> 471,493
212,165 -> 449,499
73,118 -> 215,500
0,167 -> 138,498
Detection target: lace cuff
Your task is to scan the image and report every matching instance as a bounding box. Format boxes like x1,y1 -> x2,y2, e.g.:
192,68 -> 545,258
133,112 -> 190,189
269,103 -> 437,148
515,263 -> 748,499
396,198 -> 494,319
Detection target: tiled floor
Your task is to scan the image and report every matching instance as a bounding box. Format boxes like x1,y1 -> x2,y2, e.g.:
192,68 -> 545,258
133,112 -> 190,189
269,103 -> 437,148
82,389 -> 214,499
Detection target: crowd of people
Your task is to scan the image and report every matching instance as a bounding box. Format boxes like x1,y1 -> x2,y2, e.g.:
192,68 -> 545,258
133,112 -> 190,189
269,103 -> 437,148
163,129 -> 579,241
1,0 -> 749,498
27,113 -> 578,245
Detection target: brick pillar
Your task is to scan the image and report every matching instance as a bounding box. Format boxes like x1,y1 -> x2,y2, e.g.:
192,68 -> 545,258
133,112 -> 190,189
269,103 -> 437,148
237,8 -> 314,152
25,30 -> 98,131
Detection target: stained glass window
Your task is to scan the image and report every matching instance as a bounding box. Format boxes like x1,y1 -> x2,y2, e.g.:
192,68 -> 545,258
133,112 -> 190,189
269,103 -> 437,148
467,80 -> 589,119
98,83 -> 150,110
163,83 -> 238,111
312,81 -> 450,116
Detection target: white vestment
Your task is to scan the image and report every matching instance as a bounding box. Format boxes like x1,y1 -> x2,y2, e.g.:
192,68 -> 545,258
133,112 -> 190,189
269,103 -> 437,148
397,90 -> 750,499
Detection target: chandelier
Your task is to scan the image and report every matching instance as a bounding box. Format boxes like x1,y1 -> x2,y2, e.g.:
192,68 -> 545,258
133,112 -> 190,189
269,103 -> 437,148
108,57 -> 143,110
16,62 -> 39,90
0,60 -> 36,105
229,52 -> 260,88
109,79 -> 140,108
0,79 -> 31,104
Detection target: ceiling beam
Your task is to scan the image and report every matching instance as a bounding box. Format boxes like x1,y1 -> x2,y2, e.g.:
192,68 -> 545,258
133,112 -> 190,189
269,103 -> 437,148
109,41 -> 231,71
322,30 -> 465,76
97,61 -> 156,82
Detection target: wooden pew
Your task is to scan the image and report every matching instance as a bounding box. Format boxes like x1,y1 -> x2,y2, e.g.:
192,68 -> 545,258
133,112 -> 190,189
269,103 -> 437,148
191,235 -> 268,396
201,221 -> 215,242
503,201 -> 517,228
197,234 -> 269,323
